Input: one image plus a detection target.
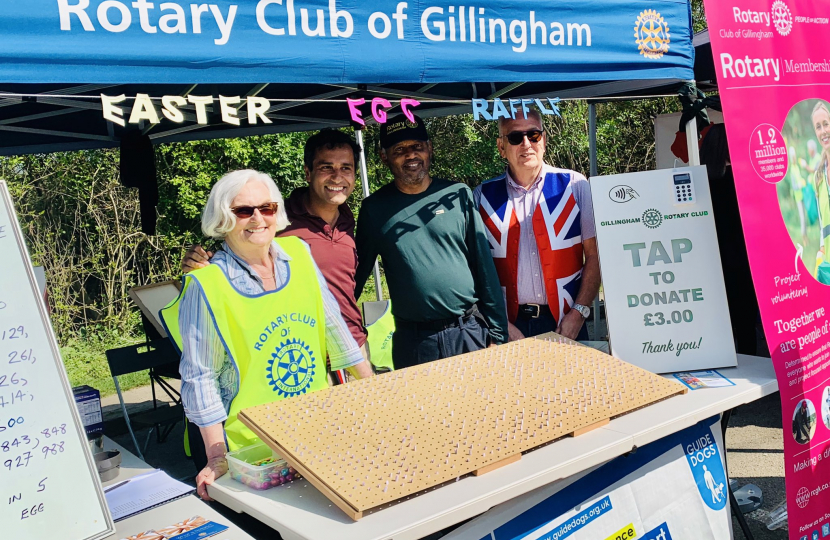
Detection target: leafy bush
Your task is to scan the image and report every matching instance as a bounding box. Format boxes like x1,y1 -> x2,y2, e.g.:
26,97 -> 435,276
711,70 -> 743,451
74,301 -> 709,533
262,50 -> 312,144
2,99 -> 682,394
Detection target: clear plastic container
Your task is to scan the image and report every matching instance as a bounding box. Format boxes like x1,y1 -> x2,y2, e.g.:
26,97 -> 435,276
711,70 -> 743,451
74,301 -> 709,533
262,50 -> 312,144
226,442 -> 301,490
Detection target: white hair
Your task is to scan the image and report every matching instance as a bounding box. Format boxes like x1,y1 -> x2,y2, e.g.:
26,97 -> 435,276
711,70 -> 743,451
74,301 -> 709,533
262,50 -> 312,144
497,108 -> 544,136
201,169 -> 290,239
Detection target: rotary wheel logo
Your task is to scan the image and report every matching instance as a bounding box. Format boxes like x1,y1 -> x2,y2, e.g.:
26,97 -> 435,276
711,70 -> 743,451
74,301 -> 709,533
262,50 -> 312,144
796,486 -> 810,508
771,1 -> 793,36
642,208 -> 663,229
266,338 -> 316,398
634,10 -> 670,59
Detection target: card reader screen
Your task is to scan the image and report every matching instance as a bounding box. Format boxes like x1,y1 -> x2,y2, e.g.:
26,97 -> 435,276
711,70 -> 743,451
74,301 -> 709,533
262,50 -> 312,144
673,173 -> 691,185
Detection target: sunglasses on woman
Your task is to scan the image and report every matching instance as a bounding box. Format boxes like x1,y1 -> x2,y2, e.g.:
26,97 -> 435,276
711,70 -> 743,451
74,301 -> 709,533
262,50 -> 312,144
230,202 -> 279,218
503,130 -> 544,145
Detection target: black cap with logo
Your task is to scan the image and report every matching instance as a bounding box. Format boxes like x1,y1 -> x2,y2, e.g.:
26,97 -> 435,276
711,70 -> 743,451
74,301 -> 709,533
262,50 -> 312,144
379,114 -> 429,149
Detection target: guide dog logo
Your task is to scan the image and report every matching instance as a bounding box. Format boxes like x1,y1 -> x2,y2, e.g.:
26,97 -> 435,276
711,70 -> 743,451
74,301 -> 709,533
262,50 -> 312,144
771,1 -> 793,36
267,338 -> 316,397
634,10 -> 670,59
684,427 -> 728,511
609,185 -> 639,203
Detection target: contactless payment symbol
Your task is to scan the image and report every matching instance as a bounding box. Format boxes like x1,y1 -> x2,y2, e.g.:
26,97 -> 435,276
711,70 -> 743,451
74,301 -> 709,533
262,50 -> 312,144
267,338 -> 316,397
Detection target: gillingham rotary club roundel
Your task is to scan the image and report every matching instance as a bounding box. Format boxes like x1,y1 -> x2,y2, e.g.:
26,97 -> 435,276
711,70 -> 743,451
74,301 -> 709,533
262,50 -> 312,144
267,338 -> 316,397
634,9 -> 670,59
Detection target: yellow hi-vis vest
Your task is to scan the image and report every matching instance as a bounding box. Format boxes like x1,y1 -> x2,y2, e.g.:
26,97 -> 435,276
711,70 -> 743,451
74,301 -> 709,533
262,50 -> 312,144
160,237 -> 328,451
365,301 -> 395,372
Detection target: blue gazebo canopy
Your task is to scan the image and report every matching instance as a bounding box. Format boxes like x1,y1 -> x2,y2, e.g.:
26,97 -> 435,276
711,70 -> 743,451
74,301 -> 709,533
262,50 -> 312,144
0,0 -> 695,154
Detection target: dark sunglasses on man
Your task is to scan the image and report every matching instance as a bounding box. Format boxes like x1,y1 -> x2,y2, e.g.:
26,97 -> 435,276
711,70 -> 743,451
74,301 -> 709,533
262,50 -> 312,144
230,202 -> 279,218
503,129 -> 544,146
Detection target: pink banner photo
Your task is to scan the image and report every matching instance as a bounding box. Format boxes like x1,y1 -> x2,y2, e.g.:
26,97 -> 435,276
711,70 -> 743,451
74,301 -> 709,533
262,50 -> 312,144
703,1 -> 830,538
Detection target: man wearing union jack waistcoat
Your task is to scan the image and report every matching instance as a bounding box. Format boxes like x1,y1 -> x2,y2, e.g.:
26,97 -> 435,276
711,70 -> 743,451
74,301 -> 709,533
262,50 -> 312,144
473,109 -> 601,341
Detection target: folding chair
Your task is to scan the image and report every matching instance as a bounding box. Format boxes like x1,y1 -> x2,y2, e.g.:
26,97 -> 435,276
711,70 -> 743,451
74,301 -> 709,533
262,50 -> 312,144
128,282 -> 182,410
105,339 -> 183,461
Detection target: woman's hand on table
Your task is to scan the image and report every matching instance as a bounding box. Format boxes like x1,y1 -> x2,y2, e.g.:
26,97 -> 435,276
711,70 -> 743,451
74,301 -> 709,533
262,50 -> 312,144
196,455 -> 228,501
196,423 -> 229,501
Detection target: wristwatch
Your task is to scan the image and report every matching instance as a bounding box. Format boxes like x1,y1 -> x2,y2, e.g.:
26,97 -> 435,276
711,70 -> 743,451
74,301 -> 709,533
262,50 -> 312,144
572,303 -> 591,319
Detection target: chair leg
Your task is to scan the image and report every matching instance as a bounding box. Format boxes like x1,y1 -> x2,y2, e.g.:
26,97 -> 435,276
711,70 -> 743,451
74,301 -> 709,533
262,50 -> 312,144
143,426 -> 154,455
150,370 -> 158,410
114,376 -> 145,461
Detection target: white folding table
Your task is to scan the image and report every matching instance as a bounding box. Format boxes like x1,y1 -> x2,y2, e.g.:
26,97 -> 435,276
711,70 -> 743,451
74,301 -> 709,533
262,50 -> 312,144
208,354 -> 778,540
100,437 -> 255,540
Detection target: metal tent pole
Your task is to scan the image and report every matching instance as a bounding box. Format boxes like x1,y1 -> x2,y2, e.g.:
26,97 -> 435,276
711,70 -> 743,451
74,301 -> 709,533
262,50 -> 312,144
355,129 -> 383,301
686,118 -> 701,165
588,103 -> 601,340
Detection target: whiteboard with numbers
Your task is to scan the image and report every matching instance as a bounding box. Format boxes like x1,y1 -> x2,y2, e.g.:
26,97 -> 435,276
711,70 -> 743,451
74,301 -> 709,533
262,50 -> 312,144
0,181 -> 113,540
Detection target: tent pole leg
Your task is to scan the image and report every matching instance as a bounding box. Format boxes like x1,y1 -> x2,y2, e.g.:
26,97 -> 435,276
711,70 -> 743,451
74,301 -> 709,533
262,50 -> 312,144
686,118 -> 701,165
355,129 -> 383,301
588,103 -> 600,341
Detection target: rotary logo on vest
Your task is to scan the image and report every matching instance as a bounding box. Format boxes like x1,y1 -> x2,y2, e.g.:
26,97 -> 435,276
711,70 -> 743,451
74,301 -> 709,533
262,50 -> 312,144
267,338 -> 317,397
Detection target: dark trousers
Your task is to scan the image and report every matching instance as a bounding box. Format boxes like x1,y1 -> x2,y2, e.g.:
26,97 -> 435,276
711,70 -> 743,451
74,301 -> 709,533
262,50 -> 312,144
392,313 -> 489,370
512,309 -> 589,341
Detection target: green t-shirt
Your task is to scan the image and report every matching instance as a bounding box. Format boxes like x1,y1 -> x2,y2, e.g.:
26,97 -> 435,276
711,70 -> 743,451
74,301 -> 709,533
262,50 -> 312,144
355,178 -> 508,344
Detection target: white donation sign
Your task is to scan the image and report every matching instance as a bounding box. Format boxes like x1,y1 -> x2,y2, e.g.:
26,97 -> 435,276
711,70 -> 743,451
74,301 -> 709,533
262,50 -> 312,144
590,166 -> 737,373
0,181 -> 113,540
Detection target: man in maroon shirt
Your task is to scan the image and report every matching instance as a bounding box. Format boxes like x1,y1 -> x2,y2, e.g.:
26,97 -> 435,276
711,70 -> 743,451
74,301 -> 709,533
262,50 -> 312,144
182,130 -> 369,374
280,130 -> 368,353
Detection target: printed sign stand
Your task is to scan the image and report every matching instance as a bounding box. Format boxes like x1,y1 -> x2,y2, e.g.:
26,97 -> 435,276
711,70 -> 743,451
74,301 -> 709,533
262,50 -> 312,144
590,166 -> 737,373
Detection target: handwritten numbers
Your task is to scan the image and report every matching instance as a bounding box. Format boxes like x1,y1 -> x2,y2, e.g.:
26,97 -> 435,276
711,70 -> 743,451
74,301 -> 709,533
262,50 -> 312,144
0,326 -> 27,341
8,349 -> 35,365
0,416 -> 24,434
40,425 -> 65,439
0,373 -> 28,388
3,451 -> 32,471
41,442 -> 64,458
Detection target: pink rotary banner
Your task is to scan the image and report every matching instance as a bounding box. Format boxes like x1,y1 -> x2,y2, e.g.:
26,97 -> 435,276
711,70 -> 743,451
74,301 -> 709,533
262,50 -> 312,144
703,1 -> 830,538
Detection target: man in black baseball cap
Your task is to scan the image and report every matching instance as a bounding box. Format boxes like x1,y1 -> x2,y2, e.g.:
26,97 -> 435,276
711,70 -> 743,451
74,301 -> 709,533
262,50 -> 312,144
354,114 -> 508,369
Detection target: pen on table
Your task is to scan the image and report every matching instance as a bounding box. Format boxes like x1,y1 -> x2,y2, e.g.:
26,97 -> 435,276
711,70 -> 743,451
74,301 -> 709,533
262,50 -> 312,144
104,479 -> 131,493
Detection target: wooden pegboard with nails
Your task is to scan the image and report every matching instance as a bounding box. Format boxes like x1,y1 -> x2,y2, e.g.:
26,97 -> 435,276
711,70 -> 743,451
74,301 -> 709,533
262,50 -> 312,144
239,333 -> 686,520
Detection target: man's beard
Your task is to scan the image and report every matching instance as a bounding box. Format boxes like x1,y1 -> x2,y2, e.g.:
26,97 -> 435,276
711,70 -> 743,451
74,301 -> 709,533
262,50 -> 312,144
396,168 -> 429,185
394,158 -> 430,185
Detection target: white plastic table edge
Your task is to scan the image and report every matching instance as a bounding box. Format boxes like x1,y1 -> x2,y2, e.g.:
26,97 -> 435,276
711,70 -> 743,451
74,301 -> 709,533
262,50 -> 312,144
208,354 -> 778,540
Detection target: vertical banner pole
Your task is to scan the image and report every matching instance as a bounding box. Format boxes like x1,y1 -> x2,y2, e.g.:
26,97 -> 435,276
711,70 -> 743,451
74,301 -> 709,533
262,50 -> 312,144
355,129 -> 383,301
589,103 -> 600,340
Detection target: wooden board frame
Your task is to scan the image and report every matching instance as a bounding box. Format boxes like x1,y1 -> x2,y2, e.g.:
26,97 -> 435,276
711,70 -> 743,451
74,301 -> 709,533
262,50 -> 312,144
240,333 -> 687,520
128,280 -> 181,338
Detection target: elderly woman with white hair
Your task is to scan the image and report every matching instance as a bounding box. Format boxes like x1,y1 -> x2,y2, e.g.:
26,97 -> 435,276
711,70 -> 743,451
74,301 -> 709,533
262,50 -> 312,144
161,170 -> 372,500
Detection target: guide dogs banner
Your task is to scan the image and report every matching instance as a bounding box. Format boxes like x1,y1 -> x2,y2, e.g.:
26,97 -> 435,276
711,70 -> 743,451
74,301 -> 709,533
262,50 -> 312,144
443,417 -> 730,540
